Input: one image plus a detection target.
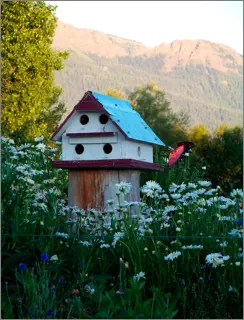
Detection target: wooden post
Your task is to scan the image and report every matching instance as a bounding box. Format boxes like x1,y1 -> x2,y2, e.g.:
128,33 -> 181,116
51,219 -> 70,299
68,169 -> 140,211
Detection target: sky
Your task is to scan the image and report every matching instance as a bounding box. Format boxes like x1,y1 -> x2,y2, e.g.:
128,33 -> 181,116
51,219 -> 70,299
46,1 -> 243,54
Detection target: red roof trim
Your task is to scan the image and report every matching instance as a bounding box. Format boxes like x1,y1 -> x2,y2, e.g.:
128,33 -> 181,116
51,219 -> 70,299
76,102 -> 102,111
52,159 -> 163,171
67,132 -> 116,137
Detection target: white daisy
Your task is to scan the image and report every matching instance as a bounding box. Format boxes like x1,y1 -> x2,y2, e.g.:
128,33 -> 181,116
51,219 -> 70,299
144,180 -> 162,191
34,136 -> 44,142
205,253 -> 230,268
198,181 -> 212,187
36,143 -> 46,152
164,251 -> 181,261
133,271 -> 146,282
116,181 -> 132,194
171,193 -> 182,200
50,254 -> 58,261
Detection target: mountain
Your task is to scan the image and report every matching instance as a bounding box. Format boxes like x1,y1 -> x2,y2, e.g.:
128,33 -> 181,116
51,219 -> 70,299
53,21 -> 243,130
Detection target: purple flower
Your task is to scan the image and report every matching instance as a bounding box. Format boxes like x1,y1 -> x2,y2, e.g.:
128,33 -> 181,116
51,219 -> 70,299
116,290 -> 124,295
40,253 -> 49,261
119,309 -> 124,313
236,219 -> 243,226
46,309 -> 54,316
18,263 -> 27,271
59,275 -> 64,281
23,308 -> 29,314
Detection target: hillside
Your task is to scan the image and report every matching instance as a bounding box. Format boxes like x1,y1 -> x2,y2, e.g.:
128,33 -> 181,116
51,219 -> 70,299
53,21 -> 243,130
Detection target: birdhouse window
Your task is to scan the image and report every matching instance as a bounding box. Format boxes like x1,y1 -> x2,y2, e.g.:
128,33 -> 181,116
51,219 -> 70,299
75,144 -> 84,155
137,146 -> 141,157
80,114 -> 89,125
99,114 -> 109,124
103,143 -> 112,154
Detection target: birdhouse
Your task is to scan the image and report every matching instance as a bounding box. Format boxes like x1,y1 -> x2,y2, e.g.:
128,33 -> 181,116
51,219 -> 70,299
52,91 -> 166,210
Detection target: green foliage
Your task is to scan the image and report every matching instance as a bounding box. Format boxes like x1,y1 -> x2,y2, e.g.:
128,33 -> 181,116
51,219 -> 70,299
128,82 -> 189,146
35,87 -> 67,141
104,88 -> 126,99
187,124 -> 243,192
187,124 -> 211,158
170,64 -> 243,111
118,53 -> 166,75
188,124 -> 211,142
1,0 -> 69,143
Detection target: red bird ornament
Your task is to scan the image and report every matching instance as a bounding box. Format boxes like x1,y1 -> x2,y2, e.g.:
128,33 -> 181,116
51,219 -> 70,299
168,141 -> 194,167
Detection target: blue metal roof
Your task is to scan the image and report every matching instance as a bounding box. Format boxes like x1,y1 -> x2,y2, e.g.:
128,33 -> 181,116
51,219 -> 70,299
92,91 -> 166,146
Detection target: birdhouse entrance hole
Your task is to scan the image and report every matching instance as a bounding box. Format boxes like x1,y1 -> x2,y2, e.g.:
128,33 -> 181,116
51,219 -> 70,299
75,144 -> 84,154
99,114 -> 109,124
80,114 -> 89,125
103,143 -> 112,154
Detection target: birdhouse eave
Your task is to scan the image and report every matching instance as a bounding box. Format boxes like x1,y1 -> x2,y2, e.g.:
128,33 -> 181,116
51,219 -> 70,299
52,159 -> 163,171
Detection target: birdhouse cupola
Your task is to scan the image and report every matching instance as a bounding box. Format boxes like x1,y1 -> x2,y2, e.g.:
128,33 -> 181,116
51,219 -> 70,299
52,91 -> 165,170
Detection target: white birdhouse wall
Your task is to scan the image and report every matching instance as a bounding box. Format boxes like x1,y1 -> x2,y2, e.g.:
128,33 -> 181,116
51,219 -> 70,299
61,111 -> 153,162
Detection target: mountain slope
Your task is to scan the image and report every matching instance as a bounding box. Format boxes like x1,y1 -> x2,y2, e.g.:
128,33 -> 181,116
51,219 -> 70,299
53,21 -> 243,130
53,21 -> 149,57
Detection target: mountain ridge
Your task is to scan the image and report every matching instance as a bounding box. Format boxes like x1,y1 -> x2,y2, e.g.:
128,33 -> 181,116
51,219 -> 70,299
55,21 -> 241,54
54,21 -> 242,73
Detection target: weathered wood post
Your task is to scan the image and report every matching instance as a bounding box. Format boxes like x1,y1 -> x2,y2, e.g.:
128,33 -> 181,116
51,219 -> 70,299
67,168 -> 140,209
52,91 -> 164,211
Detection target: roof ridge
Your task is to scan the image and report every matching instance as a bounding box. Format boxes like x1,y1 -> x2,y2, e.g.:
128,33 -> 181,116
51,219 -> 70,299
91,91 -> 131,103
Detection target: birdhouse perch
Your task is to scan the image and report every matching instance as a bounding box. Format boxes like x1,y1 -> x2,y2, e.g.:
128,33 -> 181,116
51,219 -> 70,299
52,91 -> 165,210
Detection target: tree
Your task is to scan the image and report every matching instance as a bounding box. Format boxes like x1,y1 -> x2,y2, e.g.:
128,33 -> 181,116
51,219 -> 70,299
104,88 -> 126,99
187,124 -> 210,142
32,87 -> 66,141
187,124 -> 211,157
187,124 -> 243,191
207,126 -> 243,190
1,0 -> 69,143
213,123 -> 228,136
128,82 -> 189,146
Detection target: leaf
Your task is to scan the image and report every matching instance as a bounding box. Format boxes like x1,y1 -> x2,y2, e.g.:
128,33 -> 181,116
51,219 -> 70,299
2,301 -> 14,319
